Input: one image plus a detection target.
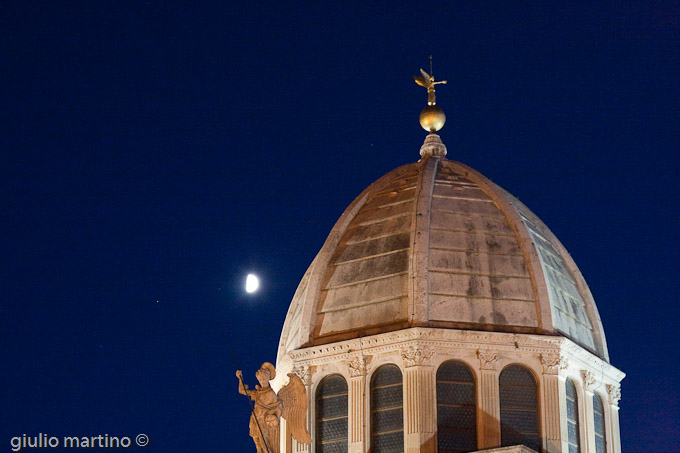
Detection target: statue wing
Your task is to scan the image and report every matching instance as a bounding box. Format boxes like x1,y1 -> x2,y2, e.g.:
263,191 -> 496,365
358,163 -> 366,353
279,373 -> 312,444
413,75 -> 429,87
420,68 -> 432,80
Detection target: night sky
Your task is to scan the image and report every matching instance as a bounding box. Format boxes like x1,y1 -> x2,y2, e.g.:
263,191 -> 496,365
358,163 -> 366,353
2,2 -> 678,452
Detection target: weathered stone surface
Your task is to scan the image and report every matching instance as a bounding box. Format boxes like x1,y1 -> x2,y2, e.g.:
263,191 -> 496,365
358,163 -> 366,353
278,152 -> 609,364
429,294 -> 538,327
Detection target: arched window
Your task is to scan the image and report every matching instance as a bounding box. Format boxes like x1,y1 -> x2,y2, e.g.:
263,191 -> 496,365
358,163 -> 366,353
593,393 -> 607,453
566,378 -> 580,453
370,364 -> 404,452
315,374 -> 348,452
436,361 -> 477,453
499,365 -> 540,452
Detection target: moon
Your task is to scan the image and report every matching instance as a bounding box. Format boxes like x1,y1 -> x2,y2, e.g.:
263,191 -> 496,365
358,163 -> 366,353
245,274 -> 260,294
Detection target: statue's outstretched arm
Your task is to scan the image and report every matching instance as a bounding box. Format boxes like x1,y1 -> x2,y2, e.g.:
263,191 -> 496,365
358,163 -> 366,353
235,370 -> 254,399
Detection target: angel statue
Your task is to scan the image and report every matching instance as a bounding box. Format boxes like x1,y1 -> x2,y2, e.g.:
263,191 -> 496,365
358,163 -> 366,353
236,362 -> 312,453
413,68 -> 447,105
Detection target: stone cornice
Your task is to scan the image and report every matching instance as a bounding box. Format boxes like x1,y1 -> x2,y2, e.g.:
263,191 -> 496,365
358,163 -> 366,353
289,327 -> 563,365
561,338 -> 625,383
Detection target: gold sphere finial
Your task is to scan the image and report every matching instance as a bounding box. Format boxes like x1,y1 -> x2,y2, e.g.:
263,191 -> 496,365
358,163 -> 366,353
413,57 -> 447,132
419,105 -> 446,132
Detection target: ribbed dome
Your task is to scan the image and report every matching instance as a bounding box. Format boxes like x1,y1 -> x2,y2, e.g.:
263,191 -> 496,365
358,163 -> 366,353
278,135 -> 609,363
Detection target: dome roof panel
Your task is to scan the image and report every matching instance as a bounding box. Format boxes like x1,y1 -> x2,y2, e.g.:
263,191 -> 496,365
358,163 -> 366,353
278,138 -> 609,363
310,166 -> 420,342
506,193 -> 603,354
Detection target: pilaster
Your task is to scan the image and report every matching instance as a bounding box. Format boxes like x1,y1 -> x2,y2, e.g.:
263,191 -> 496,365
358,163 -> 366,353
540,352 -> 567,453
606,384 -> 621,453
582,370 -> 596,453
347,356 -> 367,453
402,346 -> 436,452
477,349 -> 500,449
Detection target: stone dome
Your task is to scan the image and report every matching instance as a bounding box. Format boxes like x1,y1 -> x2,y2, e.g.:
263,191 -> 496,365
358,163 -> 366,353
278,134 -> 609,364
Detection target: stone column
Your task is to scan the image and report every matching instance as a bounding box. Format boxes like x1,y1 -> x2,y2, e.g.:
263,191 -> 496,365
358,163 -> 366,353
540,352 -> 567,453
292,364 -> 311,453
477,350 -> 500,449
582,370 -> 597,453
402,346 -> 436,453
606,384 -> 622,453
347,357 -> 367,453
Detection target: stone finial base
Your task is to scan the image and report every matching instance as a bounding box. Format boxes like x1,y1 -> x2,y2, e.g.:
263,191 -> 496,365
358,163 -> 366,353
419,133 -> 447,158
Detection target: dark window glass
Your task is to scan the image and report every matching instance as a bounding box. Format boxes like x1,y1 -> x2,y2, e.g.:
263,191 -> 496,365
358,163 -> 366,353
436,361 -> 477,453
371,365 -> 403,452
566,379 -> 580,453
316,375 -> 348,453
499,365 -> 540,452
593,393 -> 607,453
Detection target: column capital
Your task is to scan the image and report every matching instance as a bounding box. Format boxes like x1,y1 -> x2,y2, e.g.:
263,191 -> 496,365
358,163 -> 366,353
477,349 -> 499,371
346,355 -> 369,377
606,384 -> 621,407
540,351 -> 568,375
292,364 -> 310,386
581,370 -> 596,391
401,345 -> 435,368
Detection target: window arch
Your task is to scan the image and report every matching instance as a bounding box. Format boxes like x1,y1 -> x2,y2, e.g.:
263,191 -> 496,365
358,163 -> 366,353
436,361 -> 477,453
370,364 -> 404,452
566,378 -> 581,453
315,374 -> 348,452
593,393 -> 607,453
499,365 -> 540,452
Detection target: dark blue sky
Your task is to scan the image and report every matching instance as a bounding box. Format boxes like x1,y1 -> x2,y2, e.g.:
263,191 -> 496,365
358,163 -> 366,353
2,2 -> 678,452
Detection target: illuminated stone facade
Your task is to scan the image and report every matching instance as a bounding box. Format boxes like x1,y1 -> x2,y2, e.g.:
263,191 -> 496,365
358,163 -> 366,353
274,134 -> 624,452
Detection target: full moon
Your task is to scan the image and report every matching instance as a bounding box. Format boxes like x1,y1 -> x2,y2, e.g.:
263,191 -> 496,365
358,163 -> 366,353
245,274 -> 259,293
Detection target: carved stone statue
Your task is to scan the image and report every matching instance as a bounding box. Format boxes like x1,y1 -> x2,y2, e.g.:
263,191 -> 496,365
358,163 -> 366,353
236,362 -> 312,452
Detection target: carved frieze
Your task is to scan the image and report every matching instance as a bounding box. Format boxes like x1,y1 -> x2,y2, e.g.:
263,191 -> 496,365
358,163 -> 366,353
540,351 -> 568,374
400,345 -> 434,368
289,327 -> 569,364
286,329 -> 623,393
478,349 -> 498,370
